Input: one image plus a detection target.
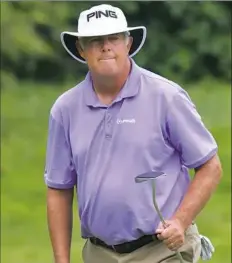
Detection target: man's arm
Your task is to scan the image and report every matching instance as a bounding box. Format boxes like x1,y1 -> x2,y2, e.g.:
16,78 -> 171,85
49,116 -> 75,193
173,154 -> 222,229
163,88 -> 223,227
44,108 -> 77,262
156,89 -> 222,250
47,187 -> 74,263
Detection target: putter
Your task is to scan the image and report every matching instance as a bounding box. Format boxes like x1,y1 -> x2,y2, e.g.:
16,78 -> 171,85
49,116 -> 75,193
135,171 -> 184,263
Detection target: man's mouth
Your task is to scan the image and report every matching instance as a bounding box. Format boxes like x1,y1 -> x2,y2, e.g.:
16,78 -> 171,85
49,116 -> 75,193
99,58 -> 115,61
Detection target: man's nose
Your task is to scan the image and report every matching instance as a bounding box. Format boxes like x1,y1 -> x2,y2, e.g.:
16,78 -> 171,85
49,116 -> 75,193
101,38 -> 112,52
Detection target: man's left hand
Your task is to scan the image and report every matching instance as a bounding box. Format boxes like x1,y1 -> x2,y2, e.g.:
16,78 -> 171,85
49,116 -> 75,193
155,218 -> 185,251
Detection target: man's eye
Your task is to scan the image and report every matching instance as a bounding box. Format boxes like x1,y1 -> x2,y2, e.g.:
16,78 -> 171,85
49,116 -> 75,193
90,38 -> 100,43
109,35 -> 119,41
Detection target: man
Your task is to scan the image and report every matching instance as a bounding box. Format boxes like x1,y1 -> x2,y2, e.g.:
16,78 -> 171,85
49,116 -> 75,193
44,4 -> 222,263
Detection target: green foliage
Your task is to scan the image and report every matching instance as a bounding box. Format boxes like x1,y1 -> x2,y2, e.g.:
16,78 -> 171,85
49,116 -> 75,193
1,81 -> 231,263
1,2 -> 230,261
1,1 -> 231,84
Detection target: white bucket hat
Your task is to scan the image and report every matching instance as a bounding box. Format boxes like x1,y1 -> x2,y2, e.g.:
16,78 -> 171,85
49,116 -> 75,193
60,4 -> 147,64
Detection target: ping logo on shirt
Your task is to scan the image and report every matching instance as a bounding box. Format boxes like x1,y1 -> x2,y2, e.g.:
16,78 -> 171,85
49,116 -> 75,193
117,118 -> 136,124
87,10 -> 117,22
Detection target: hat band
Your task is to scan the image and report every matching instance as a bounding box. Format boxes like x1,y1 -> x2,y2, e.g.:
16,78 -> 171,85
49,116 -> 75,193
78,26 -> 128,37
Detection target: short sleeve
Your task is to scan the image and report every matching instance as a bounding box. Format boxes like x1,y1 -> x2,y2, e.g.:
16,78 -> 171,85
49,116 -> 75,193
165,89 -> 218,169
44,108 -> 77,189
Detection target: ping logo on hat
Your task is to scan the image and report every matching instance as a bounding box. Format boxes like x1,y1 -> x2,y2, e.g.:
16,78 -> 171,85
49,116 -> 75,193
86,10 -> 118,22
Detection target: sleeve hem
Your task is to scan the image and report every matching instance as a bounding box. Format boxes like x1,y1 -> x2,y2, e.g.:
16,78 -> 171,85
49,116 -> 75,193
185,147 -> 218,169
45,178 -> 76,189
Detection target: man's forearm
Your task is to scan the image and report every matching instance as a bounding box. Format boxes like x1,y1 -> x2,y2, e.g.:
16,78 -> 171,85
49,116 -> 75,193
173,154 -> 222,230
47,187 -> 74,263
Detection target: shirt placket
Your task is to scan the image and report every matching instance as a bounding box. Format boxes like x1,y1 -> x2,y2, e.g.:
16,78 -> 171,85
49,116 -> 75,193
104,108 -> 113,139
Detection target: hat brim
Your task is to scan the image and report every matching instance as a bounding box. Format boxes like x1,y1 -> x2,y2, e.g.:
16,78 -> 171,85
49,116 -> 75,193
60,26 -> 147,64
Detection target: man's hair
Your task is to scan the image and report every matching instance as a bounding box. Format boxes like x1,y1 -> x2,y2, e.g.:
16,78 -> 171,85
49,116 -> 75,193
124,31 -> 130,45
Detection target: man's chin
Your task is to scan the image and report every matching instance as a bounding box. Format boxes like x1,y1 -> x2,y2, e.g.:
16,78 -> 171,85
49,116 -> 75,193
97,68 -> 118,78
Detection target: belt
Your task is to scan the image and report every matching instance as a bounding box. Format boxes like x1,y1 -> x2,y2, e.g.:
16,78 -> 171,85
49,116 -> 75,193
89,234 -> 160,254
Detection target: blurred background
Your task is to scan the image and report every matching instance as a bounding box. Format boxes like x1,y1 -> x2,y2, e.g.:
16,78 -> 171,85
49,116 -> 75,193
1,1 -> 231,263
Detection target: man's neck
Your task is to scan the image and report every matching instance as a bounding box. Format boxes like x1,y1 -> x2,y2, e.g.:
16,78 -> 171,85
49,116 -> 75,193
91,59 -> 131,105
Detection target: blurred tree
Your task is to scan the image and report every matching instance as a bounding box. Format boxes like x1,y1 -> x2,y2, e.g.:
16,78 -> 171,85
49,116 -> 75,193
1,1 -> 231,85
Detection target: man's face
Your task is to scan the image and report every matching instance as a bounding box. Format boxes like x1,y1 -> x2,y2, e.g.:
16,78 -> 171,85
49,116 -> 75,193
77,32 -> 133,77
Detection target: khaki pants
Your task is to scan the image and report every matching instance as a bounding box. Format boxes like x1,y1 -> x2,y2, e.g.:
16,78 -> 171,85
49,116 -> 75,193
82,224 -> 202,263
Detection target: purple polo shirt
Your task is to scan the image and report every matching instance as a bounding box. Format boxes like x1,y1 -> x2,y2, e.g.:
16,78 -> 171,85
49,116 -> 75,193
44,59 -> 218,245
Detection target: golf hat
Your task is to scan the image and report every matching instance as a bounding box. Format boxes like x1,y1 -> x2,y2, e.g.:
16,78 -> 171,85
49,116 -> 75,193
60,4 -> 147,64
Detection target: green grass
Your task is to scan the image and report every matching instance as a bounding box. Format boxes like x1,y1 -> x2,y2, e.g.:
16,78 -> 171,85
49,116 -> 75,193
1,80 -> 231,263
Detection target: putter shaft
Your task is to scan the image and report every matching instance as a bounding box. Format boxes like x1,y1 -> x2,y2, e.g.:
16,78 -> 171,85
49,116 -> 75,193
152,181 -> 184,263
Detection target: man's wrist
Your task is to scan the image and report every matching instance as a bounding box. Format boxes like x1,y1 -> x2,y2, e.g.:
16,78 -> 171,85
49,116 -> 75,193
171,214 -> 192,231
54,255 -> 70,263
55,260 -> 69,263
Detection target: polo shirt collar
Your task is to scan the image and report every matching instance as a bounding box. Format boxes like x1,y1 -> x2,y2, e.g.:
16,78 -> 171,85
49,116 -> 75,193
83,59 -> 141,108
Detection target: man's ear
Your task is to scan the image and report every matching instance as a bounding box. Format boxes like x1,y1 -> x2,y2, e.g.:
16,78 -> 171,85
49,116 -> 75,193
75,40 -> 85,59
127,36 -> 133,53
